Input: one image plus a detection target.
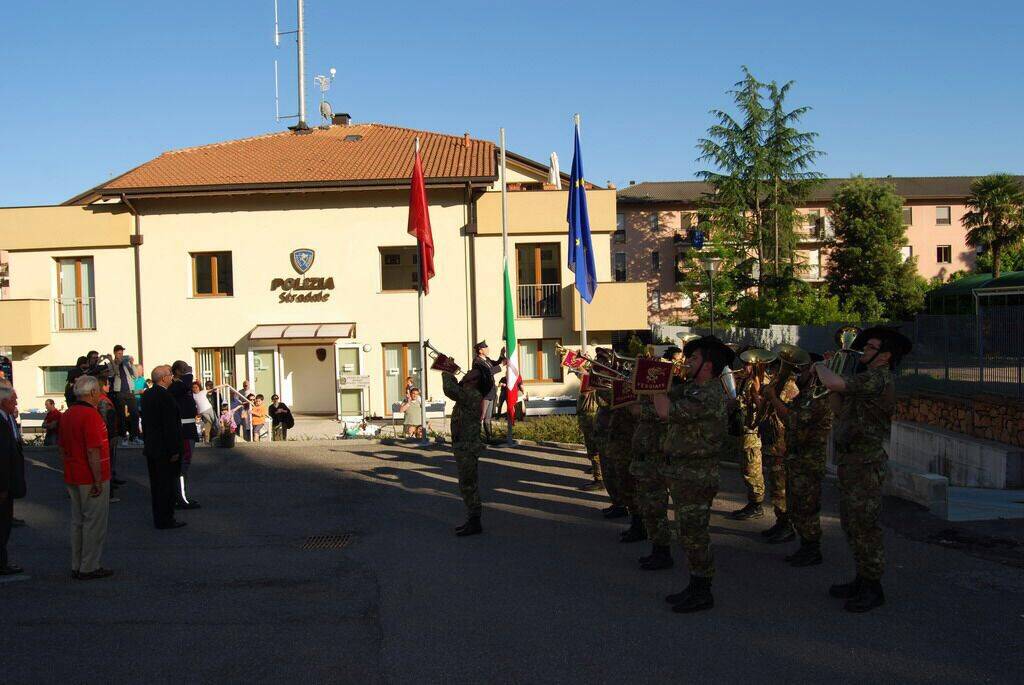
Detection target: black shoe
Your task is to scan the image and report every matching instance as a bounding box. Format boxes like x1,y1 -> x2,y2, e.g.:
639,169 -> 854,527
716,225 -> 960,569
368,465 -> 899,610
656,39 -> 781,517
12,517 -> 26,527
619,515 -> 646,543
729,502 -> 764,520
76,567 -> 114,580
0,563 -> 24,575
71,570 -> 80,580
669,576 -> 714,613
601,504 -> 628,519
455,516 -> 482,537
175,501 -> 202,510
844,579 -> 885,613
767,522 -> 796,544
640,545 -> 674,570
112,478 -> 127,486
761,515 -> 788,538
787,541 -> 823,567
578,480 -> 605,492
829,575 -> 862,599
156,521 -> 187,530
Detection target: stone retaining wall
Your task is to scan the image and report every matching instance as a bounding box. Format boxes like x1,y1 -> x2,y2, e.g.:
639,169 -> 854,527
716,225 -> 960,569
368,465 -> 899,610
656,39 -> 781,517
896,392 -> 1024,449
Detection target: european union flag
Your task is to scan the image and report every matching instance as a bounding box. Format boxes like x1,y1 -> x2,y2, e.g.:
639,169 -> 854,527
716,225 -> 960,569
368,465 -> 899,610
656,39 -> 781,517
567,122 -> 598,304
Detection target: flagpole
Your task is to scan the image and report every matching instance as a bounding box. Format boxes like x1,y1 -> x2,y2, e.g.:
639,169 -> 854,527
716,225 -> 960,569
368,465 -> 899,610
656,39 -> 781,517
500,128 -> 512,444
575,113 -> 588,355
414,136 -> 429,444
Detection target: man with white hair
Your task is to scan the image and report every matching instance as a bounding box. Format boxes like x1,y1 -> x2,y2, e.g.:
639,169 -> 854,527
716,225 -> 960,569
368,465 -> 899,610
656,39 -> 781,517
58,374 -> 113,580
141,365 -> 186,529
0,379 -> 27,575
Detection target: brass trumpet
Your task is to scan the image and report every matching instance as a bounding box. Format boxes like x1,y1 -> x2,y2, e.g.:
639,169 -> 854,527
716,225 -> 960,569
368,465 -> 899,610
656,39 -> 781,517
423,339 -> 462,375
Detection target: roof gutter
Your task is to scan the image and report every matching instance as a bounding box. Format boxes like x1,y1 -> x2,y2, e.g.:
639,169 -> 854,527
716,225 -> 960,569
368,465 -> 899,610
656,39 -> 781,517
120,194 -> 145,367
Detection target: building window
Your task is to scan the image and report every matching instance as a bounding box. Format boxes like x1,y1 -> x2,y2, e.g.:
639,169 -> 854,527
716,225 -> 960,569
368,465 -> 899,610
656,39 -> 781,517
614,253 -> 627,282
652,289 -> 661,311
56,257 -> 96,330
516,243 -> 561,317
380,246 -> 419,291
191,252 -> 233,296
614,213 -> 626,243
805,210 -> 821,227
195,347 -> 237,387
518,339 -> 562,383
651,251 -> 660,271
42,366 -> 73,395
674,247 -> 688,283
936,245 -> 952,263
936,206 -> 951,226
382,342 -> 423,414
902,207 -> 913,225
901,245 -> 913,262
648,213 -> 659,232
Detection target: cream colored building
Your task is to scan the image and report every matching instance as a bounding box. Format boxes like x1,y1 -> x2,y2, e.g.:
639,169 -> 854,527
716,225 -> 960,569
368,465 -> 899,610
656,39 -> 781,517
0,120 -> 646,416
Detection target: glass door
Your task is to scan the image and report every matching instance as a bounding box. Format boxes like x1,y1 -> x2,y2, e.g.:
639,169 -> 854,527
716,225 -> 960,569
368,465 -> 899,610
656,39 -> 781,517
337,347 -> 363,416
382,342 -> 423,415
252,350 -> 276,398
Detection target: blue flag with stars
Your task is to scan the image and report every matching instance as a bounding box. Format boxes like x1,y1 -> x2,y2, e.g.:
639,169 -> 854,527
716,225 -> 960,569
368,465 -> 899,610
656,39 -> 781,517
566,122 -> 597,304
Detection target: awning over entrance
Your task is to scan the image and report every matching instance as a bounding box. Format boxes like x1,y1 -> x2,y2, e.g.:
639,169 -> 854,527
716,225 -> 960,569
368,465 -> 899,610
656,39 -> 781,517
249,323 -> 355,340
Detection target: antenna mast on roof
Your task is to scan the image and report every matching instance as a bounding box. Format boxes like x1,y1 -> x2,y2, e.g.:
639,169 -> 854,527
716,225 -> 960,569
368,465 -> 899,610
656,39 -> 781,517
273,0 -> 308,130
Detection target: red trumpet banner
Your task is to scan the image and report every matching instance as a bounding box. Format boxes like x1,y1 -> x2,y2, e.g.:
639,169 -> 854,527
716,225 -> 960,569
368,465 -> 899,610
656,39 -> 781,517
587,373 -> 614,390
611,378 -> 638,408
631,357 -> 675,395
578,373 -> 591,394
560,349 -> 589,371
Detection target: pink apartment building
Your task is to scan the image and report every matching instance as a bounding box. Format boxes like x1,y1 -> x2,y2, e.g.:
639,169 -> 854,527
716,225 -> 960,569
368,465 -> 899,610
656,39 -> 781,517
614,176 -> 1003,324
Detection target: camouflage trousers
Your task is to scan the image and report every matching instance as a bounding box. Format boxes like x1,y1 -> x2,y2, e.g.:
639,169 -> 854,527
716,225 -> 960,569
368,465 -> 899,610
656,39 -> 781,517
767,443 -> 787,515
604,437 -> 636,510
739,442 -> 765,504
837,460 -> 886,581
784,448 -> 827,543
664,459 -> 720,579
631,458 -> 672,546
577,413 -> 603,482
454,444 -> 483,517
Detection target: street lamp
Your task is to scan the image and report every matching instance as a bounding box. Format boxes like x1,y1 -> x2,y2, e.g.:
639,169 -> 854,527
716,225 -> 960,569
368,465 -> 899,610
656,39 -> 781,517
703,256 -> 721,337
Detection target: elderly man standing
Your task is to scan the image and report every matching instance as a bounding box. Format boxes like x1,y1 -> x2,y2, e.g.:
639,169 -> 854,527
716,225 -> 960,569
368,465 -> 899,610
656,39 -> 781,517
59,375 -> 113,580
141,366 -> 186,530
0,380 -> 27,575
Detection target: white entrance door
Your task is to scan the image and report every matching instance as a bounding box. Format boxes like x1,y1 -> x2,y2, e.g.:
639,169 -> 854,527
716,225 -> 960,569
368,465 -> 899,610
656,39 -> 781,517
279,345 -> 337,414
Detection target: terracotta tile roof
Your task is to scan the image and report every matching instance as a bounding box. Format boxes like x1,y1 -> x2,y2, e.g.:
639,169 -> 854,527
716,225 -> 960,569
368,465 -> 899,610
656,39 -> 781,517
617,176 -> 1024,205
96,123 -> 497,194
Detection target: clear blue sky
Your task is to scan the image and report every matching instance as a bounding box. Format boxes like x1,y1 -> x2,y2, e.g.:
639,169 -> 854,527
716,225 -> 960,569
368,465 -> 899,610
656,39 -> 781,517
2,0 -> 1022,205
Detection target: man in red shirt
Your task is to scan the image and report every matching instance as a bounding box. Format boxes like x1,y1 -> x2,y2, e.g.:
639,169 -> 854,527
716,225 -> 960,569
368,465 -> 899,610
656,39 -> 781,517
58,375 -> 113,580
42,399 -> 61,446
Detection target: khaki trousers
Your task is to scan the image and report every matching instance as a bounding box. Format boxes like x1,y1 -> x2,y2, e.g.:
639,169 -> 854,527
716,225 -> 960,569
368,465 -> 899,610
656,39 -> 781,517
67,484 -> 110,574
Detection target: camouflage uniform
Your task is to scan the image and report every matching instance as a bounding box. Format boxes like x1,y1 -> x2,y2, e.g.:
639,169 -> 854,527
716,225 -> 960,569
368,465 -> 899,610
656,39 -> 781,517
662,380 -> 728,578
737,392 -> 764,504
576,390 -> 603,482
594,389 -> 617,499
760,377 -> 799,515
834,367 -> 895,581
443,372 -> 484,517
606,405 -> 639,511
630,397 -> 672,545
784,390 -> 833,543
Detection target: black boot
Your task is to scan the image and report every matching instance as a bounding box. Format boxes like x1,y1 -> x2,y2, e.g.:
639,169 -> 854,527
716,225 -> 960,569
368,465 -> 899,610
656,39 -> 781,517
729,502 -> 764,520
602,504 -> 628,519
640,544 -> 674,570
578,479 -> 605,492
619,514 -> 646,543
638,544 -> 657,565
786,540 -> 823,567
844,578 -> 885,613
668,576 -> 714,613
455,516 -> 482,537
829,575 -> 862,599
760,515 -> 787,538
767,519 -> 796,544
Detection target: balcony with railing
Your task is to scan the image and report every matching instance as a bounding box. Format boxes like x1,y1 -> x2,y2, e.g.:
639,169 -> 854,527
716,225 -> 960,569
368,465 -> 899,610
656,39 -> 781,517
54,297 -> 97,331
796,264 -> 824,281
517,283 -> 562,318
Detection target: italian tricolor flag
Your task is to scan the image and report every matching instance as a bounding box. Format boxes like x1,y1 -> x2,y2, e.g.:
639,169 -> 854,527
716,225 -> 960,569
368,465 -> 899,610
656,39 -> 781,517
502,256 -> 520,424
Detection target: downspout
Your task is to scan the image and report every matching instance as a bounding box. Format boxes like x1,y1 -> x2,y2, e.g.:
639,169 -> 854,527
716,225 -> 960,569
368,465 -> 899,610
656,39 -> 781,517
464,182 -> 477,362
121,194 -> 144,367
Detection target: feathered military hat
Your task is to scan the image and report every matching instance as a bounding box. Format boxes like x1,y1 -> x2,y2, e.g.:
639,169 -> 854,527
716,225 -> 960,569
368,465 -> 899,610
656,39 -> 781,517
852,326 -> 913,366
683,335 -> 736,372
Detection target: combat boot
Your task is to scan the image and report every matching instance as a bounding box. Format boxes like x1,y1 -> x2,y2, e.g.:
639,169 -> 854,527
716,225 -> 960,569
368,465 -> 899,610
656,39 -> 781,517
455,516 -> 482,537
601,504 -> 628,519
619,514 -> 646,543
578,479 -> 605,492
767,519 -> 796,544
728,502 -> 764,520
760,515 -> 787,538
670,576 -> 714,613
640,545 -> 674,570
786,540 -> 823,567
844,579 -> 885,613
829,575 -> 862,599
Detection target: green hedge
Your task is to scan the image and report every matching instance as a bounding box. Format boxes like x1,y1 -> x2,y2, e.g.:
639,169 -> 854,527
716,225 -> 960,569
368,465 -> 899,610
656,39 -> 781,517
489,415 -> 584,444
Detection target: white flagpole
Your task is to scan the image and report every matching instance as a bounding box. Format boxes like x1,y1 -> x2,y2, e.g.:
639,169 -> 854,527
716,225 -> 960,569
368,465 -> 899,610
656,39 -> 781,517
500,128 -> 512,443
575,113 -> 588,355
415,137 -> 429,443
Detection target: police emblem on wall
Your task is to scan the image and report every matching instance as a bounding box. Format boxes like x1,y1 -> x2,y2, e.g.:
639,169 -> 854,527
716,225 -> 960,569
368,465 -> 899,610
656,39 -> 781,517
290,248 -> 316,275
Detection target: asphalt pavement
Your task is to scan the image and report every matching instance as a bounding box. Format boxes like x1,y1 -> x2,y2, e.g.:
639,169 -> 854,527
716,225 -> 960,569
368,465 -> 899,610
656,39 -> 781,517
2,440 -> 1022,684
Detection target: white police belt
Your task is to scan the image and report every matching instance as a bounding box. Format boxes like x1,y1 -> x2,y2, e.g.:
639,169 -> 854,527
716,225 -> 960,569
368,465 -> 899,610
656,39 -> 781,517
181,418 -> 197,425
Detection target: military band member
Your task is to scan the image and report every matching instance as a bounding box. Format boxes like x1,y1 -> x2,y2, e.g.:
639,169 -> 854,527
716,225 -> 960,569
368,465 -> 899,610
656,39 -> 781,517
607,401 -> 643,543
442,368 -> 494,537
813,327 -> 911,612
729,357 -> 766,520
653,336 -> 733,613
764,353 -> 832,567
759,368 -> 799,544
575,382 -> 608,497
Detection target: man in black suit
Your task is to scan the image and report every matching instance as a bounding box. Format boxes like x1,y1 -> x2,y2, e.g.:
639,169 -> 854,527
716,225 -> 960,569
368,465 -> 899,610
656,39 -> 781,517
141,366 -> 186,530
0,380 -> 27,574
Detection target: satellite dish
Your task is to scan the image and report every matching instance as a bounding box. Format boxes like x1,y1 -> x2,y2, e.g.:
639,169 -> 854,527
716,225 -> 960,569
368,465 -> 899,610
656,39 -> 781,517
320,100 -> 334,122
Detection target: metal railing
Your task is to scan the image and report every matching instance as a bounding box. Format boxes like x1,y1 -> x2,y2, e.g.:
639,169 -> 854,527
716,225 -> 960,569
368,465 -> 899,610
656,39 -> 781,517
796,264 -> 823,280
517,283 -> 561,318
54,297 -> 96,331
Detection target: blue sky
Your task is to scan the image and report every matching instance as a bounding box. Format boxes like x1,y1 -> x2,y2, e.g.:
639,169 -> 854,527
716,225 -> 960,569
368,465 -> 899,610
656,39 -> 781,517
1,0 -> 1022,205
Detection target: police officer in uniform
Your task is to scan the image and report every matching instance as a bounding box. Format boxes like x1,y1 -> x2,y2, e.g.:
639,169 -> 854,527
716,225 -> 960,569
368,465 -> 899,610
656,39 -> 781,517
471,341 -> 504,443
442,367 -> 493,537
813,327 -> 911,612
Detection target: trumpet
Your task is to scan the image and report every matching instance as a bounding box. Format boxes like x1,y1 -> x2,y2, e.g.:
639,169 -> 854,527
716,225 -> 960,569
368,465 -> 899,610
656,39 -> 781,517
557,344 -> 631,381
423,339 -> 462,375
809,326 -> 862,399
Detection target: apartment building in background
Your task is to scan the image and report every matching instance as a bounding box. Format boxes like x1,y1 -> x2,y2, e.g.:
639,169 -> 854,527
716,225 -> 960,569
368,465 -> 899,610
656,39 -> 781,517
614,176 -> 1006,324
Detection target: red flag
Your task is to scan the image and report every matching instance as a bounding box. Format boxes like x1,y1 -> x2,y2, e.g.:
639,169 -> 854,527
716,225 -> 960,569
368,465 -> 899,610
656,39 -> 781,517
407,149 -> 435,294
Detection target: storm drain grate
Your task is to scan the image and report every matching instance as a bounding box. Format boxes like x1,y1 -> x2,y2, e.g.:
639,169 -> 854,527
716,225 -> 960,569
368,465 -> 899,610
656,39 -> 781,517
301,533 -> 355,550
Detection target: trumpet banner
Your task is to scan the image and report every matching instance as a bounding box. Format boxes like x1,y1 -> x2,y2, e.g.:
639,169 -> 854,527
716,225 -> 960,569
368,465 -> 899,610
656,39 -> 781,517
503,258 -> 520,424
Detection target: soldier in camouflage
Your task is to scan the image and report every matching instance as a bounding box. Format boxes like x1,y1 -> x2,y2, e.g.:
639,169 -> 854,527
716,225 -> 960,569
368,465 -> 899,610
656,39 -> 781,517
590,385 -> 619,506
814,326 -> 910,613
607,402 -> 643,543
759,371 -> 799,544
729,360 -> 766,520
442,368 -> 492,537
576,384 -> 608,498
654,336 -> 733,614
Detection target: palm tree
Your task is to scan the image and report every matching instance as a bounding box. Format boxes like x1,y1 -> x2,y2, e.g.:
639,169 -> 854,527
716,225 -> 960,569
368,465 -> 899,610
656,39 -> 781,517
962,174 -> 1024,278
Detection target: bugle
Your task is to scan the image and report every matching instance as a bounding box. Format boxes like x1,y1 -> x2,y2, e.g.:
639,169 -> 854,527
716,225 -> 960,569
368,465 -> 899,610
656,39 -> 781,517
423,339 -> 462,374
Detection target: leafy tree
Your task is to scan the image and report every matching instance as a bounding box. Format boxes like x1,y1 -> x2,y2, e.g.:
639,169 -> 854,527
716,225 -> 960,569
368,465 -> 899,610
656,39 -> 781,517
734,278 -> 858,327
826,177 -> 927,321
961,174 -> 1024,278
974,241 -> 1024,274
